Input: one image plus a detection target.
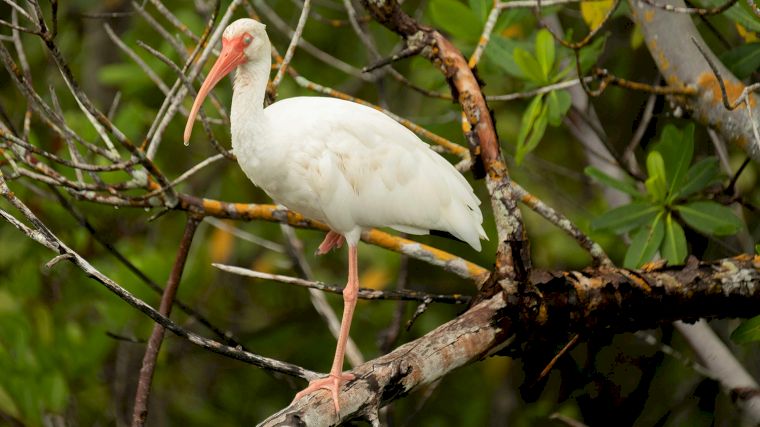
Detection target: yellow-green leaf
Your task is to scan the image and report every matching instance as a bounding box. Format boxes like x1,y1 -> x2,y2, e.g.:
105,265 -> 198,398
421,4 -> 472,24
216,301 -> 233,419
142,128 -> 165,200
580,0 -> 614,30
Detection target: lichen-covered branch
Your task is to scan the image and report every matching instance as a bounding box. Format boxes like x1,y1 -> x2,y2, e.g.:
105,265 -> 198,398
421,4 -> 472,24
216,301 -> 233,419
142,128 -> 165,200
261,255 -> 760,424
630,0 -> 760,163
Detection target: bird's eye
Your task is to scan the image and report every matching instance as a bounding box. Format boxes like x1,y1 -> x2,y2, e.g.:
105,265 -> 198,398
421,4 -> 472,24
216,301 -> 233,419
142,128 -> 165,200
243,34 -> 252,45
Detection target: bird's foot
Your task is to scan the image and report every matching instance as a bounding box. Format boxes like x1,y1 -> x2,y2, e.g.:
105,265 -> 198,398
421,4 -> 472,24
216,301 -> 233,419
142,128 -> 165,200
316,231 -> 345,255
292,372 -> 355,413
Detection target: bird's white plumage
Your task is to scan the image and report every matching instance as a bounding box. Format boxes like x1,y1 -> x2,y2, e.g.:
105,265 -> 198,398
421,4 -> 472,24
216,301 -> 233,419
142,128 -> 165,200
222,18 -> 486,250
185,18 -> 488,412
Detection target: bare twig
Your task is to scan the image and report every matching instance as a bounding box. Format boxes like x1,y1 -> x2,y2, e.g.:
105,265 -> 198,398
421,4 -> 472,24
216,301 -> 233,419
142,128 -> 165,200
511,182 -> 612,267
213,263 -> 472,304
132,214 -> 201,427
271,0 -> 311,90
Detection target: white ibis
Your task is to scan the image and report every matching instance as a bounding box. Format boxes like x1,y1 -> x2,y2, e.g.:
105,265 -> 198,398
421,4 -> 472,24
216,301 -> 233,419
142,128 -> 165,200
184,18 -> 487,413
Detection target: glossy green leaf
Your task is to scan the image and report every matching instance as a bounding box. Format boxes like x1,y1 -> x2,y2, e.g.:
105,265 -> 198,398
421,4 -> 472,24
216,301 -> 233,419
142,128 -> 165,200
662,213 -> 687,265
535,29 -> 555,80
584,166 -> 640,196
546,90 -> 571,126
676,201 -> 743,236
645,151 -> 667,202
485,36 -> 529,78
513,48 -> 545,83
428,0 -> 482,42
468,0 -> 489,22
731,315 -> 760,344
624,213 -> 665,269
516,95 -> 548,164
591,201 -> 661,232
678,157 -> 723,199
652,124 -> 694,201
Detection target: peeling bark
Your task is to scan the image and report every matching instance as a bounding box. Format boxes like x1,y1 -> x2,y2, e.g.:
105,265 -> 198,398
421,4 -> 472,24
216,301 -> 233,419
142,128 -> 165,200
261,255 -> 760,425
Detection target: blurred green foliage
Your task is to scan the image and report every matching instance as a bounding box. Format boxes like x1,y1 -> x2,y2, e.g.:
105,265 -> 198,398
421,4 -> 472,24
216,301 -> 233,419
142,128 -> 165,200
0,0 -> 759,425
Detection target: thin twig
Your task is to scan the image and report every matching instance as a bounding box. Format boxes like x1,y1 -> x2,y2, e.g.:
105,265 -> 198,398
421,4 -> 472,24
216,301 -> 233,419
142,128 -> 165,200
638,0 -> 737,14
511,182 -> 612,267
271,0 -> 311,90
132,214 -> 201,427
213,263 -> 472,304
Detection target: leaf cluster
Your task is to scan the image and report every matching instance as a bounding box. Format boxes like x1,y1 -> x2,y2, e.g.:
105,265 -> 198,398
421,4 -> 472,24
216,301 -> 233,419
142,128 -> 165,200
588,124 -> 742,268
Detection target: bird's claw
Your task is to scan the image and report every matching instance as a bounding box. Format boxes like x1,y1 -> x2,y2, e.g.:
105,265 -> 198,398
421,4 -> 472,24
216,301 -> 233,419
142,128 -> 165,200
293,372 -> 356,414
316,231 -> 345,255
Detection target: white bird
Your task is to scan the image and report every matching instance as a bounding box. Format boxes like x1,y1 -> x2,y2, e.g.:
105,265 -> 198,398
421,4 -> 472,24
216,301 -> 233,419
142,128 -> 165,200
184,18 -> 487,413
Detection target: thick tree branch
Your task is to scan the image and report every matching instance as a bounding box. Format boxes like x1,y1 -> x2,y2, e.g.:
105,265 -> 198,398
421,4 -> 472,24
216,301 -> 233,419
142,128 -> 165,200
630,0 -> 760,163
262,255 -> 760,424
177,194 -> 489,284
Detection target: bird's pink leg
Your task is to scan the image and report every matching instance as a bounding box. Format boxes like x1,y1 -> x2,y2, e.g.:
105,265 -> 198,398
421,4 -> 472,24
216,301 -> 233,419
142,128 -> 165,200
293,245 -> 359,413
316,230 -> 345,255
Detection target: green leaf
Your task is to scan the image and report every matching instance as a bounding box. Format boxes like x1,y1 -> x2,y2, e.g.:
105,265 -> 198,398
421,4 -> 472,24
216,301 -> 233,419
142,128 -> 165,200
584,166 -> 640,197
662,213 -> 687,265
645,151 -> 667,202
624,213 -> 665,268
513,48 -> 545,83
692,0 -> 760,32
428,0 -> 482,42
546,90 -> 571,126
591,201 -> 661,232
485,36 -> 529,78
731,315 -> 760,344
720,43 -> 760,80
46,372 -> 68,412
756,243 -> 760,255
468,0 -> 489,22
653,124 -> 694,201
535,29 -> 555,80
678,157 -> 722,198
0,386 -> 20,420
515,95 -> 549,164
578,32 -> 609,73
676,201 -> 743,236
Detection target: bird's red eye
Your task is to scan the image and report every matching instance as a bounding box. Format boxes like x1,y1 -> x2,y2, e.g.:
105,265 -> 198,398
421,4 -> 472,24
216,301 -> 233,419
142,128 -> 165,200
243,34 -> 252,45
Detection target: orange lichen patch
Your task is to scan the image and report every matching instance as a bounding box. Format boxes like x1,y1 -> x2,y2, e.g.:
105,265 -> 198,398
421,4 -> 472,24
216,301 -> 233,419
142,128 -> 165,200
201,198 -> 224,215
734,253 -> 753,262
657,50 -> 670,71
643,9 -> 655,22
519,191 -> 538,207
232,203 -> 260,216
147,179 -> 161,191
362,228 -> 489,282
640,259 -> 666,272
461,113 -> 472,133
621,270 -> 652,293
363,228 -> 404,252
664,73 -> 683,87
697,72 -> 756,109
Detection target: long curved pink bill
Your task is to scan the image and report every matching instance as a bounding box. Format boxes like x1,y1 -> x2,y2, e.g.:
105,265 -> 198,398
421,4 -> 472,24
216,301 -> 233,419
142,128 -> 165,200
183,40 -> 245,146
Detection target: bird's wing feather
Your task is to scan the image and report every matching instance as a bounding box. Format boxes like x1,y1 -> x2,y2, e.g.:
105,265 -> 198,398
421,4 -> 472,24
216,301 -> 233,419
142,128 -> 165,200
265,97 -> 486,250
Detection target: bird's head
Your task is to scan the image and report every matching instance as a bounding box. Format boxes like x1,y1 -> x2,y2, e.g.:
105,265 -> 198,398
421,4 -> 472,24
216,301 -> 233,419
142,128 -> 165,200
184,18 -> 268,145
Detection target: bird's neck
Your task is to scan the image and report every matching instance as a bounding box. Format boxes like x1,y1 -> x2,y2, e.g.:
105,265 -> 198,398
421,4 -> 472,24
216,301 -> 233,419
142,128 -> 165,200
230,54 -> 271,151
